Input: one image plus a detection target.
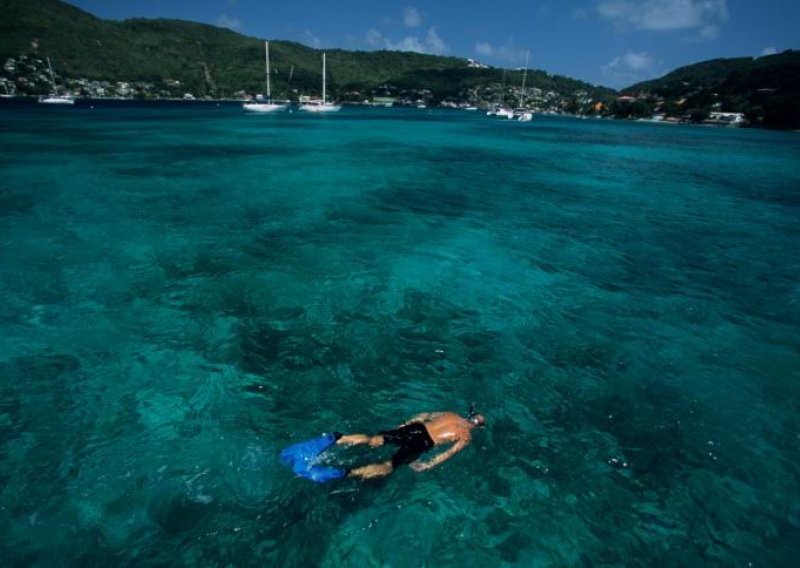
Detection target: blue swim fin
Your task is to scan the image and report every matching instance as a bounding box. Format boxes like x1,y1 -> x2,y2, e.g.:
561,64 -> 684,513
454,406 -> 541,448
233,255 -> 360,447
280,432 -> 346,483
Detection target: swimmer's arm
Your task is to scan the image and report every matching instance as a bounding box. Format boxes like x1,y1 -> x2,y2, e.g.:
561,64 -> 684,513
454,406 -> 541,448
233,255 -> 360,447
410,440 -> 466,472
398,412 -> 444,427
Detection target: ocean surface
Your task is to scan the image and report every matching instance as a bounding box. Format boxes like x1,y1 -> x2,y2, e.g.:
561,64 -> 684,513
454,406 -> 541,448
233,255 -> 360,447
1,100 -> 799,566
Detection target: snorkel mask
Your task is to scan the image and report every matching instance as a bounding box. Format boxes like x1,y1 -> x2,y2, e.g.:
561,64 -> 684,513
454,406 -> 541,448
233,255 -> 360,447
467,403 -> 484,427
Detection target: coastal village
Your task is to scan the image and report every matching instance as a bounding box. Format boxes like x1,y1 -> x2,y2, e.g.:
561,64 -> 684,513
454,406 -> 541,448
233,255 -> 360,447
2,52 -> 746,125
1,53 -> 580,112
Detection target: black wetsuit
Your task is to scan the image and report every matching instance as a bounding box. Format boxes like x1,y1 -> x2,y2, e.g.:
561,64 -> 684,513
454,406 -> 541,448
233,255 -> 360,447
379,422 -> 435,468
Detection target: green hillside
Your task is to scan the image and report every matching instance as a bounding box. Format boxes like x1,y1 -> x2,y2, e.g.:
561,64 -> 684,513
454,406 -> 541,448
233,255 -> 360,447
624,51 -> 800,129
624,57 -> 754,97
4,0 -> 795,127
0,0 -> 610,103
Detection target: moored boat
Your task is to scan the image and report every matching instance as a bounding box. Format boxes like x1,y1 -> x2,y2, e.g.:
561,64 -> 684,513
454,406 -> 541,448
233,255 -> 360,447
38,57 -> 74,105
299,52 -> 341,113
243,41 -> 287,113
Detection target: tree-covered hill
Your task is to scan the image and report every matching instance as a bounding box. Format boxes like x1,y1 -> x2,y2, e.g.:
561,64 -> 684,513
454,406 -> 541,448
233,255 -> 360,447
4,0 -> 795,127
624,51 -> 800,129
0,0 -> 611,104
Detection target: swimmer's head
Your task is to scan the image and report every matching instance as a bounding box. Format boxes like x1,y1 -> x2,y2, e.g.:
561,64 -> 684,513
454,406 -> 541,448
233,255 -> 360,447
469,413 -> 486,428
467,404 -> 486,428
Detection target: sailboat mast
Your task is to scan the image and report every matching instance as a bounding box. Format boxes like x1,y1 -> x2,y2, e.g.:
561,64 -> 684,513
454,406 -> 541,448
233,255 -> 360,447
520,51 -> 529,108
322,53 -> 326,104
500,68 -> 506,107
47,57 -> 57,93
265,41 -> 271,99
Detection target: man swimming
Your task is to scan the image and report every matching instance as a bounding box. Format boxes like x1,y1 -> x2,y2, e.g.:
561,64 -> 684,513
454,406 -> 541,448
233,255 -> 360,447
335,408 -> 486,479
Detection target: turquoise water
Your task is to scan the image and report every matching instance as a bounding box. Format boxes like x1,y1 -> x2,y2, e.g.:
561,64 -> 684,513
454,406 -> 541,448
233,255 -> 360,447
1,100 -> 799,566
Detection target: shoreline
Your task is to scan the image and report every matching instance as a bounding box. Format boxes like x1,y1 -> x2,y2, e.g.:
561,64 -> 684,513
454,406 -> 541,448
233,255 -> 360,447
1,97 -> 796,131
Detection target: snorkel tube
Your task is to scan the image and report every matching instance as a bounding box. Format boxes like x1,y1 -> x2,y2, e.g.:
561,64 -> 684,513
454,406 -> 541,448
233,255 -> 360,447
467,403 -> 481,426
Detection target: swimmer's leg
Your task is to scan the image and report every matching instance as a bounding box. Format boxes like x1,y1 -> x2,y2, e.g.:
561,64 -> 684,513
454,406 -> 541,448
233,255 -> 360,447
336,434 -> 384,447
347,460 -> 393,479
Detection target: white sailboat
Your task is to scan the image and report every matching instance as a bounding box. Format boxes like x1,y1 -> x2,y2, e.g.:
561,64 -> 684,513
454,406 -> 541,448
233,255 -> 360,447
299,52 -> 341,112
487,68 -> 513,118
38,57 -> 74,105
515,51 -> 533,122
243,41 -> 287,113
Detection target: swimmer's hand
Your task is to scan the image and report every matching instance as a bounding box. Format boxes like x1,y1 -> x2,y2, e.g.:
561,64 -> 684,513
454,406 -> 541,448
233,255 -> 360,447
410,440 -> 467,472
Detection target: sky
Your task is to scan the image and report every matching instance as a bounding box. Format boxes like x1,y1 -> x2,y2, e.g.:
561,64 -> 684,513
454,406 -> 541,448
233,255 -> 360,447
68,1 -> 799,88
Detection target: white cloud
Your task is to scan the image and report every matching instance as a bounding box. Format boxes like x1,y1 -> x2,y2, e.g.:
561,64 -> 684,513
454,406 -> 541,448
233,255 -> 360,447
366,7 -> 446,55
403,6 -> 423,28
597,0 -> 728,35
395,36 -> 427,52
760,46 -> 778,56
605,51 -> 655,72
366,27 -> 449,55
216,14 -> 241,30
602,50 -> 658,85
698,24 -> 719,40
475,40 -> 528,64
425,27 -> 448,54
366,29 -> 384,48
475,42 -> 492,56
303,29 -> 322,48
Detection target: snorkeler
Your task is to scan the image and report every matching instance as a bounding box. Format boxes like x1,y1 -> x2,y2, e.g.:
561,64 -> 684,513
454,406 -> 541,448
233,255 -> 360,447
338,407 -> 487,479
280,406 -> 486,482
